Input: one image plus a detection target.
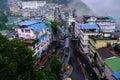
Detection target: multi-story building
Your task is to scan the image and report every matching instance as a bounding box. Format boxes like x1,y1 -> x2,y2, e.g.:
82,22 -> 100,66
15,20 -> 52,62
89,34 -> 120,80
22,1 -> 46,9
21,1 -> 46,17
85,16 -> 116,32
75,23 -> 101,53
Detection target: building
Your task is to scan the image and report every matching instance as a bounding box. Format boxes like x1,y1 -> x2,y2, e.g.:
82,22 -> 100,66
15,20 -> 52,62
85,16 -> 116,32
104,57 -> 120,80
88,34 -> 120,80
21,1 -> 46,17
97,47 -> 120,80
76,23 -> 101,53
22,1 -> 46,9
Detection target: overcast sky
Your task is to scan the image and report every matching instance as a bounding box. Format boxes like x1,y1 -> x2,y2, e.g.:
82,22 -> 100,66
82,0 -> 120,22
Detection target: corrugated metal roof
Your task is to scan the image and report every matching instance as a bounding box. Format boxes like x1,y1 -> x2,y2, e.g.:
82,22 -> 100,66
81,24 -> 99,29
112,71 -> 120,79
19,20 -> 42,26
38,34 -> 48,42
38,35 -> 44,42
29,23 -> 46,33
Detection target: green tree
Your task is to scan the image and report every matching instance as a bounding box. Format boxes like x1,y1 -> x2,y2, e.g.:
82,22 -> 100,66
0,34 -> 59,80
0,34 -> 35,80
0,21 -> 6,29
50,55 -> 62,77
33,69 -> 58,80
0,11 -> 8,22
50,20 -> 63,35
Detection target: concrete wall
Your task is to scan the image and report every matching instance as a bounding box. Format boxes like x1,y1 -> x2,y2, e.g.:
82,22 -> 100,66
95,40 -> 118,49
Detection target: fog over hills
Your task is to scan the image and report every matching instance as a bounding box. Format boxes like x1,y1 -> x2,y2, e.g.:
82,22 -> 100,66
0,0 -> 8,10
68,0 -> 92,16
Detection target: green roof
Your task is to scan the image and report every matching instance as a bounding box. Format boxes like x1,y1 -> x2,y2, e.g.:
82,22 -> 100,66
108,16 -> 116,21
104,57 -> 120,72
115,43 -> 120,47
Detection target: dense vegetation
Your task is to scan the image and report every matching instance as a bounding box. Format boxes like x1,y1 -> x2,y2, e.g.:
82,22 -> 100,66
0,11 -> 8,30
0,0 -> 8,10
0,34 -> 62,80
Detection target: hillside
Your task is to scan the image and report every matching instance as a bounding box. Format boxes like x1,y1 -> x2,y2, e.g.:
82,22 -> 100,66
0,0 -> 8,10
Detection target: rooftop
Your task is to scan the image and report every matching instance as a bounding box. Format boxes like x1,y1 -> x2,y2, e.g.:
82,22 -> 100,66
18,20 -> 42,26
104,57 -> 120,72
112,71 -> 120,79
81,24 -> 99,29
97,48 -> 114,59
112,32 -> 120,37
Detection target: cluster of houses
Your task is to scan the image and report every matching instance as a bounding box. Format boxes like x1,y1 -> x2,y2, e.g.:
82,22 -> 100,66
68,15 -> 120,80
1,0 -> 120,79
9,0 -> 72,21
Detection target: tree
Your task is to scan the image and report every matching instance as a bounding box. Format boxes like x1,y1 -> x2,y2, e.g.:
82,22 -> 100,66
0,21 -> 6,29
50,55 -> 62,77
50,20 -> 63,34
33,69 -> 58,80
0,34 -> 60,80
0,11 -> 8,22
0,34 -> 35,80
0,11 -> 8,30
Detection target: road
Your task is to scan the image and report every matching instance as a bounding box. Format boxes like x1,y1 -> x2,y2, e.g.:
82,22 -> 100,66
71,39 -> 99,80
69,40 -> 85,80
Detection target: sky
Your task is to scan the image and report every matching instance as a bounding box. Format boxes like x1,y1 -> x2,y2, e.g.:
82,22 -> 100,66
82,0 -> 120,24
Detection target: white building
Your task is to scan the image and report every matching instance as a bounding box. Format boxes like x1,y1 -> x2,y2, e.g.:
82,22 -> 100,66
86,16 -> 116,32
22,1 -> 46,9
75,23 -> 101,53
15,20 -> 52,62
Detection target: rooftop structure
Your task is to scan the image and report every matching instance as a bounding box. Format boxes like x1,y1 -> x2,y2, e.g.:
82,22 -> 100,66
16,20 -> 47,40
104,57 -> 120,72
76,15 -> 116,33
112,71 -> 120,80
104,57 -> 120,80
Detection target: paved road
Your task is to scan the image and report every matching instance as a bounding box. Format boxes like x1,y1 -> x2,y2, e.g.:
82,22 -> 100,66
69,40 -> 85,80
70,39 -> 99,80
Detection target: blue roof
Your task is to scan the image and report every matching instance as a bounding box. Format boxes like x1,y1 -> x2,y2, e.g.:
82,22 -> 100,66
19,20 -> 42,26
112,71 -> 120,79
81,24 -> 99,29
38,34 -> 48,42
65,29 -> 70,36
28,23 -> 46,33
38,36 -> 44,42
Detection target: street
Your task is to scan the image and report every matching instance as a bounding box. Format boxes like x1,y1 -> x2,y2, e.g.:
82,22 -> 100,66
69,40 -> 85,80
70,39 -> 99,80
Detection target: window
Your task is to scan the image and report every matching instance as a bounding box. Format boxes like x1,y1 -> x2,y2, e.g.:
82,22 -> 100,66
25,29 -> 30,33
33,45 -> 35,48
37,42 -> 39,45
37,47 -> 39,50
21,29 -> 24,32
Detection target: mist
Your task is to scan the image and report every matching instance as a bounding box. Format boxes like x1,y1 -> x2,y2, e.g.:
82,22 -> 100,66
81,0 -> 120,27
0,0 -> 8,10
68,0 -> 92,16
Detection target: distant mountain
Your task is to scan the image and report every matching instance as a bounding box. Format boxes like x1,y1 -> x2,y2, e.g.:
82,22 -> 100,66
0,0 -> 91,16
0,0 -> 8,10
68,0 -> 92,16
